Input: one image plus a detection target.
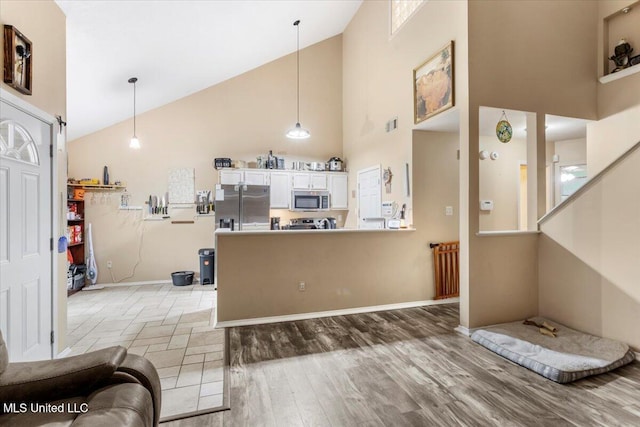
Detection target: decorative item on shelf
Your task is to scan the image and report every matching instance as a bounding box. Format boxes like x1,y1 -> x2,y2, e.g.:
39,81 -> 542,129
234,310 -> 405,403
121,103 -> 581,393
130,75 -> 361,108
3,25 -> 32,95
383,167 -> 393,194
103,166 -> 109,185
128,77 -> 141,149
414,41 -> 454,124
496,110 -> 513,143
609,38 -> 634,73
286,20 -> 311,140
214,158 -> 232,169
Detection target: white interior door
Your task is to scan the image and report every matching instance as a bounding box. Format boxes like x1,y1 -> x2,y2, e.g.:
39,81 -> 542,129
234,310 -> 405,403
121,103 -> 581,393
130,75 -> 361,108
0,100 -> 53,361
357,166 -> 382,229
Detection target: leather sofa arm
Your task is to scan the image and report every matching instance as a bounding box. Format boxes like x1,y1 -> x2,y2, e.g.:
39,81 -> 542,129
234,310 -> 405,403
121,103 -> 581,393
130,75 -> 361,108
116,354 -> 162,426
0,346 -> 127,405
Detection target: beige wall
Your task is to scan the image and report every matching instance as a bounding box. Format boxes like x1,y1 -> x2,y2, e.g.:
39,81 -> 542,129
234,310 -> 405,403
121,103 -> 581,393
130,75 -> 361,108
68,36 -> 343,283
478,136 -> 527,232
466,0 -> 598,328
598,0 -> 640,119
537,1 -> 640,350
216,230 -> 430,322
412,130 -> 459,247
342,0 -> 469,229
539,145 -> 640,350
587,104 -> 640,176
1,0 -> 67,353
341,0 -> 469,325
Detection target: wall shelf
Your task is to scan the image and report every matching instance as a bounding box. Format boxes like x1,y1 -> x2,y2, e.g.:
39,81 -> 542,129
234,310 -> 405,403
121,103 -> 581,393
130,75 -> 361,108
599,64 -> 640,84
68,183 -> 126,191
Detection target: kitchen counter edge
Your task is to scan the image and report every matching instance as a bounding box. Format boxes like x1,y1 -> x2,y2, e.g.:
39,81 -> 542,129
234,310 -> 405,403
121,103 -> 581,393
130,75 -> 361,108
215,227 -> 416,236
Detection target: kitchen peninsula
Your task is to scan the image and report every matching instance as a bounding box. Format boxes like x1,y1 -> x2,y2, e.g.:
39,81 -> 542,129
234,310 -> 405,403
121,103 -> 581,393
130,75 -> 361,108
214,227 -> 436,327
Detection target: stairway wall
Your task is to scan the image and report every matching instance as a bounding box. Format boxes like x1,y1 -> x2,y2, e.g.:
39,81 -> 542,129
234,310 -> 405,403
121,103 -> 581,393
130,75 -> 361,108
539,144 -> 640,350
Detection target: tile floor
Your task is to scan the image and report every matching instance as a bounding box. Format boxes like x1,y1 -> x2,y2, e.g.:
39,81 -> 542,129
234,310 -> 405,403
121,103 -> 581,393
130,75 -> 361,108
66,283 -> 225,420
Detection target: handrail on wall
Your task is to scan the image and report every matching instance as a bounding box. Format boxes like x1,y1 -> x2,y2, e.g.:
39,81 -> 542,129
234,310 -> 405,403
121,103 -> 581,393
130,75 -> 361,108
538,140 -> 640,225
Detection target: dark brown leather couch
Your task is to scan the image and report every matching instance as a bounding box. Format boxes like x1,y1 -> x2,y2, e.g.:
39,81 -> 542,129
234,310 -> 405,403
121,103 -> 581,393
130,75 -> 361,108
0,331 -> 161,426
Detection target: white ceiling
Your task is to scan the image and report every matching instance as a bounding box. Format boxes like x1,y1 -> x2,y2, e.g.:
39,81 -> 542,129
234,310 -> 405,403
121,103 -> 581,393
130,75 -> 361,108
56,1 -> 590,143
56,0 -> 362,141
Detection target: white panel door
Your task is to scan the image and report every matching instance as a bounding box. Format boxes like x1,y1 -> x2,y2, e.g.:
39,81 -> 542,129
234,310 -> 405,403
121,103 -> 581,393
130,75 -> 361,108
269,171 -> 290,209
0,100 -> 52,361
329,173 -> 348,209
357,166 -> 382,229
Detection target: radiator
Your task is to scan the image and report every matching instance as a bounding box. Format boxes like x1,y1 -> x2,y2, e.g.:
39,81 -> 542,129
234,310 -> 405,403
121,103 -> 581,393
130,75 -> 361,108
429,241 -> 460,300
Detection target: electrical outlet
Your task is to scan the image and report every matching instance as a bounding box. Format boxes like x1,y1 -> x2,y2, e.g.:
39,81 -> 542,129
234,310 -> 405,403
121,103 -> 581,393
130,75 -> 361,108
107,260 -> 112,269
298,281 -> 306,291
445,206 -> 453,216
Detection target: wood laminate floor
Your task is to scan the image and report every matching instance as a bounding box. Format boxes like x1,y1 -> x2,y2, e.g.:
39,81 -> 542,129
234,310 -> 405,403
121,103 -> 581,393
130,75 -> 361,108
164,303 -> 640,427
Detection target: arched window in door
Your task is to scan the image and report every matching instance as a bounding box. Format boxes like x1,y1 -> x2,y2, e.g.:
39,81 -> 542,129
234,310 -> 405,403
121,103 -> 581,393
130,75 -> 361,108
0,120 -> 40,165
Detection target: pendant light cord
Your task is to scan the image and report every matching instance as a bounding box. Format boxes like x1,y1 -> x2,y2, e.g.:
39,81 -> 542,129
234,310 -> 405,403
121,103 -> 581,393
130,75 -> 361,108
133,80 -> 137,137
294,20 -> 300,123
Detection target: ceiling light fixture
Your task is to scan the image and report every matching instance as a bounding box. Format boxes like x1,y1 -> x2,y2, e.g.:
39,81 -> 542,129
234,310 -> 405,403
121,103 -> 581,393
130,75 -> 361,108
128,77 -> 140,149
286,20 -> 310,140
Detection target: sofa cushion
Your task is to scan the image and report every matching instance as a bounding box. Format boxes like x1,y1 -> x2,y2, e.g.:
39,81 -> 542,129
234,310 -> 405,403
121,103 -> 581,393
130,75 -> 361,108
0,346 -> 127,404
72,383 -> 153,427
0,331 -> 7,375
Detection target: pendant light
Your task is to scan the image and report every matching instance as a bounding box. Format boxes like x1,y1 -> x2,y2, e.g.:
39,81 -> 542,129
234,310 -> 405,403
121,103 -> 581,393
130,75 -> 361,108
286,20 -> 310,140
128,77 -> 141,149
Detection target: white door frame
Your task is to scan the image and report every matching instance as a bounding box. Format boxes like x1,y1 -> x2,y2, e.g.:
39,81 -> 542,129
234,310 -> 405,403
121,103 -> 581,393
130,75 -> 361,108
1,88 -> 59,358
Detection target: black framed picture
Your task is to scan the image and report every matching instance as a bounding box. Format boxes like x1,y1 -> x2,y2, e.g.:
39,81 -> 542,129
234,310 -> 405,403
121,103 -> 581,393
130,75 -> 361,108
3,25 -> 33,95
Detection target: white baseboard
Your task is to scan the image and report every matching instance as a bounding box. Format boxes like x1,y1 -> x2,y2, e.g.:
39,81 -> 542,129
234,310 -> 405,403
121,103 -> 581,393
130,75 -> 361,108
454,325 -> 471,336
100,279 -> 172,288
56,347 -> 72,359
215,297 -> 460,328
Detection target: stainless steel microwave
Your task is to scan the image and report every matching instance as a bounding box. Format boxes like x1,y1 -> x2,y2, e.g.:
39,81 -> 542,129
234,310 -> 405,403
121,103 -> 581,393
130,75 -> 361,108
291,190 -> 330,211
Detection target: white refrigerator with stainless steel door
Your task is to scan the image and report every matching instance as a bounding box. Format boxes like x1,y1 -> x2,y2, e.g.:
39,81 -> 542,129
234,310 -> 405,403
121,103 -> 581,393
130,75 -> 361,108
214,183 -> 270,231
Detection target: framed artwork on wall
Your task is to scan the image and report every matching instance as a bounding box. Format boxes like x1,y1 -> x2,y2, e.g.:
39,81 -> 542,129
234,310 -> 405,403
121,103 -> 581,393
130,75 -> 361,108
3,25 -> 33,95
413,41 -> 454,124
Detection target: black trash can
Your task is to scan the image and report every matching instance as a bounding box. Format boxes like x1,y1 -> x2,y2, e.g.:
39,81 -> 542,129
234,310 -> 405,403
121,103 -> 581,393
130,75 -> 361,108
199,248 -> 215,285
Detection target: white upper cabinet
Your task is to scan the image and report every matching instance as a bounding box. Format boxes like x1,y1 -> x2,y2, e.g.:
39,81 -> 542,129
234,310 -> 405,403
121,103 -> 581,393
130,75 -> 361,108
310,174 -> 328,190
244,170 -> 270,186
329,173 -> 348,209
292,172 -> 327,190
269,171 -> 290,209
219,170 -> 269,186
219,170 -> 243,185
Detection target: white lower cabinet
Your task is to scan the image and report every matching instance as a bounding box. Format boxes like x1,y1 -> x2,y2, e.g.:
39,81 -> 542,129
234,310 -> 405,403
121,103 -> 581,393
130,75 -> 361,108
269,171 -> 290,208
329,173 -> 348,209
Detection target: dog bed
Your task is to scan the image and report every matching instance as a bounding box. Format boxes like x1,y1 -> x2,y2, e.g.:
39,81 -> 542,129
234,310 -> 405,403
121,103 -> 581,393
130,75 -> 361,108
471,317 -> 636,383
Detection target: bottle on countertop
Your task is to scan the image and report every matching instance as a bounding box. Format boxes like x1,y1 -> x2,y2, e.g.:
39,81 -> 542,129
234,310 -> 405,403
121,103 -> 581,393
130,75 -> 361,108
103,166 -> 109,185
267,150 -> 274,169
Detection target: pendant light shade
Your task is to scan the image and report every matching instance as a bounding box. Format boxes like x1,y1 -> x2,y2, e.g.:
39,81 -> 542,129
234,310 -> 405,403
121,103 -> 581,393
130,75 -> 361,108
286,20 -> 310,140
128,77 -> 141,149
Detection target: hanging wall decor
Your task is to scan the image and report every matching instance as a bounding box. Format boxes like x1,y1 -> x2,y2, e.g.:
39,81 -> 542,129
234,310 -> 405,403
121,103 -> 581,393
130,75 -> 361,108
3,25 -> 32,95
496,110 -> 513,143
414,41 -> 454,124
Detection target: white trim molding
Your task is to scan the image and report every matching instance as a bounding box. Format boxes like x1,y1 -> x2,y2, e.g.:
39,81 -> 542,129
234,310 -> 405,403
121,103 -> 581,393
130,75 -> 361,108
215,297 -> 460,328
